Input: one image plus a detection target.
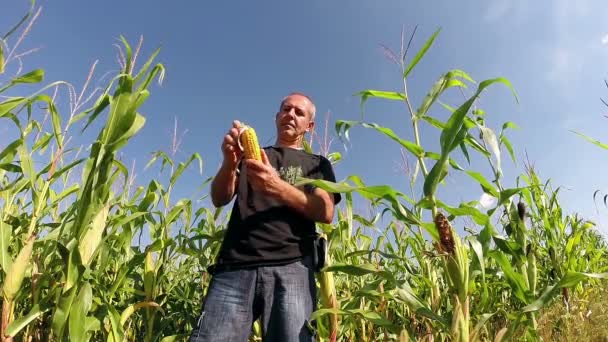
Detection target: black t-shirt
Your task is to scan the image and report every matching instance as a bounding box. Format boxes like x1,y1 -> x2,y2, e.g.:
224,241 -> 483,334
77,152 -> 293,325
213,145 -> 341,270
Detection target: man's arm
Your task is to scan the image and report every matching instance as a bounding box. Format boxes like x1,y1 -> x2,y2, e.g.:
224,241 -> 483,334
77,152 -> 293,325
269,180 -> 335,223
244,151 -> 336,223
210,161 -> 239,207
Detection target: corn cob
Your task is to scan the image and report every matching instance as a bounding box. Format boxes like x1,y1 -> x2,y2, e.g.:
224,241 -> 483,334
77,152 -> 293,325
3,234 -> 36,301
238,125 -> 262,161
434,212 -> 455,255
317,233 -> 338,342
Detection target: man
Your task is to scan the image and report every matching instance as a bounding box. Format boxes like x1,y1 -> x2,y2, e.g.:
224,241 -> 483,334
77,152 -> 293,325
190,93 -> 341,341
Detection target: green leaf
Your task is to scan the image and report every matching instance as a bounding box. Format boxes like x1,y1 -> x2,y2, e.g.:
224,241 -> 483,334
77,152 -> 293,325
356,90 -> 406,110
6,305 -> 48,337
523,271 -> 608,312
110,112 -> 146,149
106,305 -> 124,342
2,0 -> 35,41
294,176 -> 420,226
465,171 -> 498,197
51,286 -> 78,340
0,97 -> 27,118
489,250 -> 530,303
424,152 -> 464,171
360,122 -> 423,157
0,139 -> 22,162
134,47 -> 161,85
81,94 -> 110,133
502,121 -> 519,131
571,130 -> 608,150
32,132 -> 53,152
50,158 -> 86,182
348,309 -> 393,326
420,114 -> 445,129
500,135 -> 517,165
335,121 -> 423,157
436,200 -> 489,225
492,236 -> 524,260
69,282 -> 93,342
145,150 -> 174,172
416,70 -> 469,119
0,163 -> 21,172
48,98 -> 63,149
498,188 -> 523,207
469,238 -> 486,286
17,144 -> 35,188
323,263 -> 378,276
394,286 -> 449,326
441,77 -> 517,155
423,158 -> 448,197
404,28 -> 441,78
170,153 -> 203,187
12,69 -> 44,84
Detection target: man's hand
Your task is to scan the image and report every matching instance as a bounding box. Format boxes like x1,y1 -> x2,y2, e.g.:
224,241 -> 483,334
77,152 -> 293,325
244,149 -> 282,196
210,120 -> 244,207
221,120 -> 243,169
244,149 -> 335,223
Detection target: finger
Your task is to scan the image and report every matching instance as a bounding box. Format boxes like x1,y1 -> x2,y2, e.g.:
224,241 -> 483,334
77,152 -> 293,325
260,149 -> 270,166
224,134 -> 233,145
232,120 -> 242,130
245,159 -> 263,170
229,127 -> 240,140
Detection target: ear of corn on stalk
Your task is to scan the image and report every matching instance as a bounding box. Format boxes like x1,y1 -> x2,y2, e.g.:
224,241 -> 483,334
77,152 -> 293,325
238,125 -> 262,161
317,233 -> 338,342
3,234 -> 36,300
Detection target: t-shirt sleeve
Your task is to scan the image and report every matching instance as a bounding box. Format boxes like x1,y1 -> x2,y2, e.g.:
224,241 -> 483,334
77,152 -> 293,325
314,156 -> 342,205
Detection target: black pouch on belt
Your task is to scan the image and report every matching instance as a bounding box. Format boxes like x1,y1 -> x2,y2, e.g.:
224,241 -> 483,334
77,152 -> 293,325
312,233 -> 327,272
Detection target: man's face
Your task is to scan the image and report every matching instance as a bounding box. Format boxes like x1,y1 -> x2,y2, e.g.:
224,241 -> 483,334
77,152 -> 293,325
275,94 -> 315,140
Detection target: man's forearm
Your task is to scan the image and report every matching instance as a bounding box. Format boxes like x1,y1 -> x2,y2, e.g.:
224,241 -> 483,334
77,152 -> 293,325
210,162 -> 238,207
269,179 -> 334,223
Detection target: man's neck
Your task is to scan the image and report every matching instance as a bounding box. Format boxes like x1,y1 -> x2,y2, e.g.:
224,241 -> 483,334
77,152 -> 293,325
275,139 -> 304,150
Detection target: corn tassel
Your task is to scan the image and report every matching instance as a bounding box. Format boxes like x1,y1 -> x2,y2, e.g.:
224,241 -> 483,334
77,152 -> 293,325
238,125 -> 262,161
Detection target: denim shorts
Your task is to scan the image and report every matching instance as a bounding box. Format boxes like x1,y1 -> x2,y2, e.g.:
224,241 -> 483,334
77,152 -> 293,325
189,257 -> 317,342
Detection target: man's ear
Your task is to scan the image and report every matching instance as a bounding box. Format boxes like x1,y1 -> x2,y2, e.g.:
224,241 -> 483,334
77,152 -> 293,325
307,121 -> 315,132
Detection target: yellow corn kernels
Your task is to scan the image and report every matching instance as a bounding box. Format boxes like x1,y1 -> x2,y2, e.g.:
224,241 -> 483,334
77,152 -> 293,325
238,125 -> 262,161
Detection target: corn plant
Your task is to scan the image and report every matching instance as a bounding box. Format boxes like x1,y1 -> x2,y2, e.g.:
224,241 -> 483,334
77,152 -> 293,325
2,3 -> 608,341
300,27 -> 608,341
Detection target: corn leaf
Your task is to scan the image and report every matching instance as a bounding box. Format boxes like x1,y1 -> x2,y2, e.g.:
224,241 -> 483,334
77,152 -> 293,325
571,130 -> 608,150
0,97 -> 27,118
465,171 -> 499,198
69,282 -> 93,342
6,305 -> 48,337
523,271 -> 608,312
356,90 -> 406,111
403,28 -> 441,79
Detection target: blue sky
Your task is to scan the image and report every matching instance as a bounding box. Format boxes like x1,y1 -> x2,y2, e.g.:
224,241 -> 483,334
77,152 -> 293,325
3,0 -> 608,236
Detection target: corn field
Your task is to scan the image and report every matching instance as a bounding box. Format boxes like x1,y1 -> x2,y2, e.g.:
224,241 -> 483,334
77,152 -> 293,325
1,4 -> 608,342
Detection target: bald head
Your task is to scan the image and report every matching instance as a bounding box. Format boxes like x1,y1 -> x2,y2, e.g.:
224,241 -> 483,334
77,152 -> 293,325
280,92 -> 316,121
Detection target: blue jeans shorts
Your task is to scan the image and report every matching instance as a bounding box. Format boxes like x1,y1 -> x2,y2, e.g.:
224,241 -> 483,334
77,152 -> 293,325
189,257 -> 317,342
